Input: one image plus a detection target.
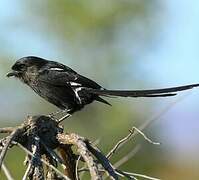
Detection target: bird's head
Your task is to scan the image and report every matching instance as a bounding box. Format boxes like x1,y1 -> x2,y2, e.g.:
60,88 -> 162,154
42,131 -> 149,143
7,56 -> 47,80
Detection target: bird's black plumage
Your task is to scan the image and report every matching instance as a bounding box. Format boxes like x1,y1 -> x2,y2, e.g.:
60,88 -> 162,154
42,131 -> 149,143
7,56 -> 199,114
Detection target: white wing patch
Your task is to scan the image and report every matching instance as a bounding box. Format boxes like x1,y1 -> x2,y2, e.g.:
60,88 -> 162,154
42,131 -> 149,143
49,67 -> 64,71
73,87 -> 82,104
70,82 -> 82,86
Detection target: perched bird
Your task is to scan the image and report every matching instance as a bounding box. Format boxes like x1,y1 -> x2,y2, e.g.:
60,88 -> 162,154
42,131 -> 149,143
7,56 -> 199,114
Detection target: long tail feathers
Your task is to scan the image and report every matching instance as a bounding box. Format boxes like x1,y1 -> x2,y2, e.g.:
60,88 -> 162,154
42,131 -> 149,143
85,83 -> 199,98
95,96 -> 112,106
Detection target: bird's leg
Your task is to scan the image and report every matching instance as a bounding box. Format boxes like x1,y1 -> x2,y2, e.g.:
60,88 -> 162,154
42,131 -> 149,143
48,108 -> 72,123
57,113 -> 72,123
48,109 -> 68,118
57,108 -> 74,123
48,110 -> 62,117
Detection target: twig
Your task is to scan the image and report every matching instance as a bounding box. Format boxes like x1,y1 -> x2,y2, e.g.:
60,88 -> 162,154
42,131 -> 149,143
121,171 -> 161,180
0,128 -> 22,168
113,144 -> 141,168
17,143 -> 71,180
2,163 -> 14,180
106,126 -> 159,160
131,127 -> 160,145
115,170 -> 161,180
0,127 -> 15,134
106,129 -> 135,159
22,162 -> 32,180
57,114 -> 71,123
115,170 -> 137,180
58,133 -> 102,180
75,155 -> 81,180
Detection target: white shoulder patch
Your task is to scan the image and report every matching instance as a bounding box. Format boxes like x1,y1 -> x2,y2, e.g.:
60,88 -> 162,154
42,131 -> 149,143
49,67 -> 64,71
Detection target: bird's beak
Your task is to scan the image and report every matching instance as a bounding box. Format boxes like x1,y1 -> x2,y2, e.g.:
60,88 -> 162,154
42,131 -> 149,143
6,71 -> 19,77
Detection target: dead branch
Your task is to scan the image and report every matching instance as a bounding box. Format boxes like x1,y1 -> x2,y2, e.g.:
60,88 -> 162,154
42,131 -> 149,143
57,145 -> 76,179
58,133 -> 103,180
0,115 -> 161,180
0,127 -> 23,168
2,163 -> 14,180
106,127 -> 160,160
17,143 -> 70,180
0,127 -> 15,134
106,128 -> 135,159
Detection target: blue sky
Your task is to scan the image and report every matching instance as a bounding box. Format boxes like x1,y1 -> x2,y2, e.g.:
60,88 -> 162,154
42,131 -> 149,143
139,0 -> 199,158
140,0 -> 199,84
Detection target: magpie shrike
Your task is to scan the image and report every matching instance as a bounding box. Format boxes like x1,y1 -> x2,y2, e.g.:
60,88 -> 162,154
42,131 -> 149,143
7,56 -> 199,114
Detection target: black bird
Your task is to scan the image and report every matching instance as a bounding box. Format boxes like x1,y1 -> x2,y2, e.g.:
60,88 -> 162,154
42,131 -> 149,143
7,56 -> 199,114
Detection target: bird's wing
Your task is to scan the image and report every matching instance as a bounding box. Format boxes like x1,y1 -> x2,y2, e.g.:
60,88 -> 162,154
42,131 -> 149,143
39,63 -> 102,89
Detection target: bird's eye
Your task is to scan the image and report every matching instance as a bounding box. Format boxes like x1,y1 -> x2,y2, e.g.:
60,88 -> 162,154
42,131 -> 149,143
12,63 -> 26,71
18,64 -> 25,68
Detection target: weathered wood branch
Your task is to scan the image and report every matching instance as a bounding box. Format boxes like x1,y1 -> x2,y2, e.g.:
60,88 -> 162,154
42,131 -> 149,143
0,115 -> 160,180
